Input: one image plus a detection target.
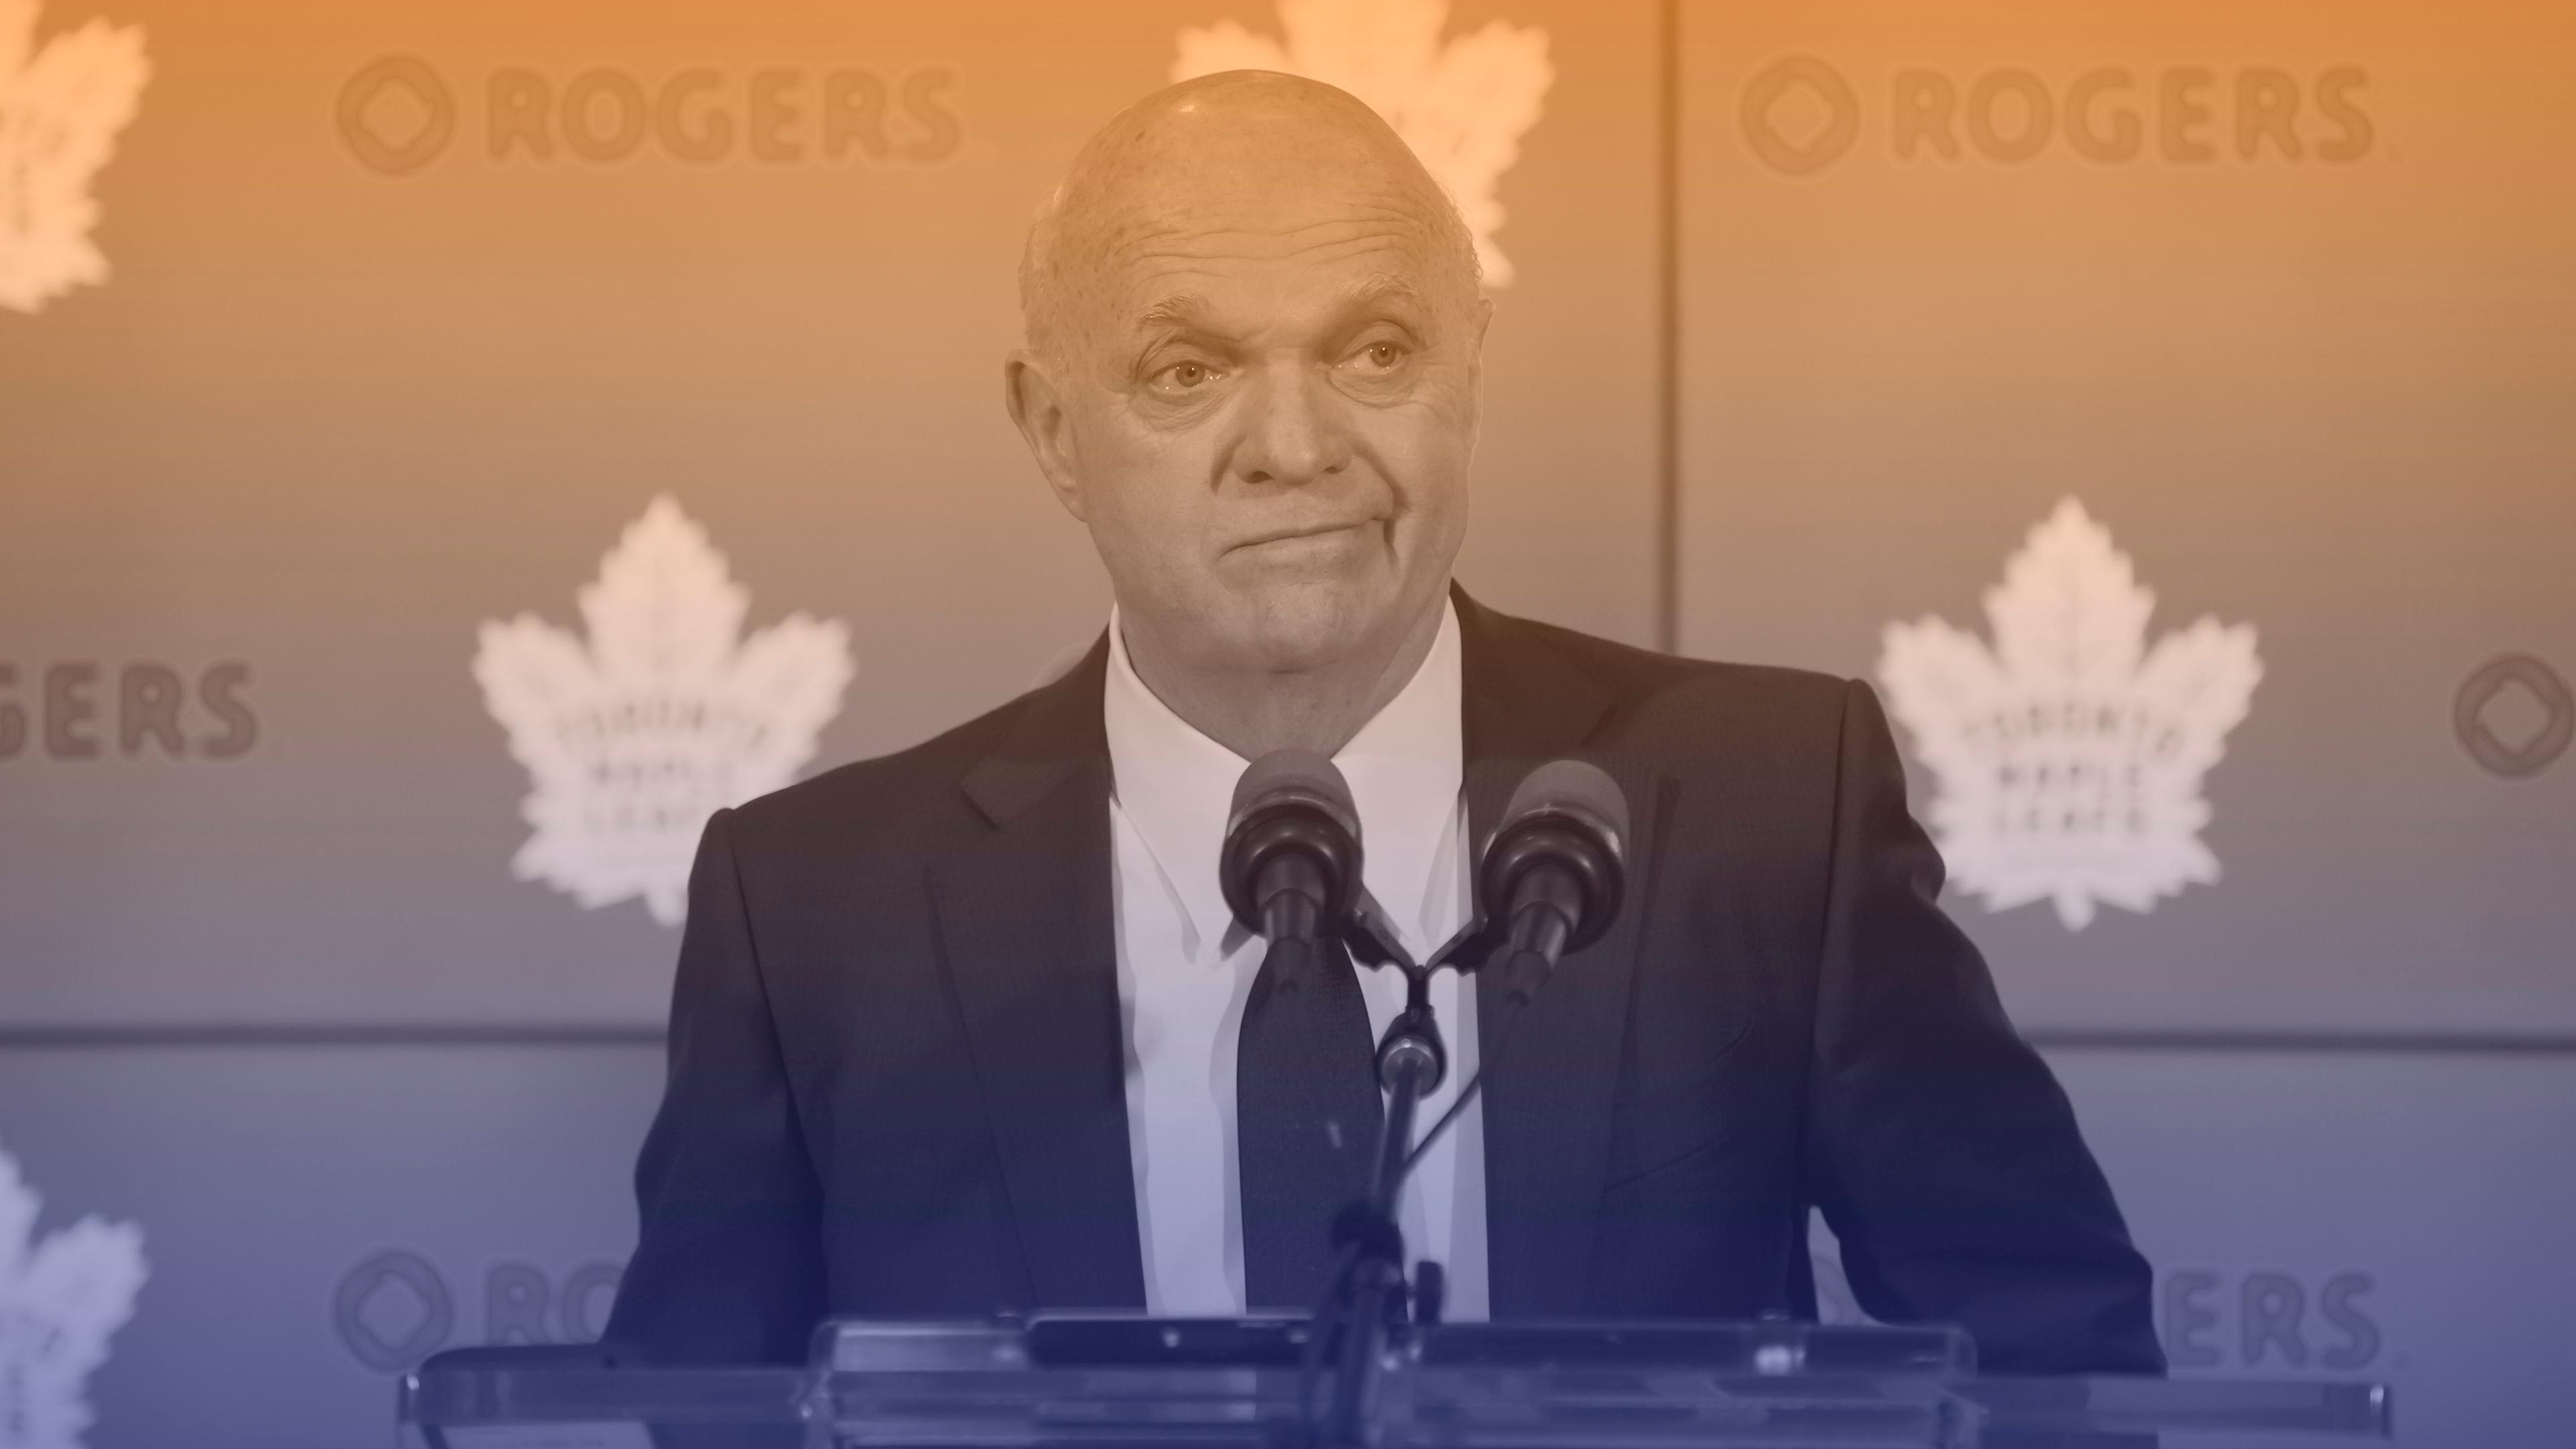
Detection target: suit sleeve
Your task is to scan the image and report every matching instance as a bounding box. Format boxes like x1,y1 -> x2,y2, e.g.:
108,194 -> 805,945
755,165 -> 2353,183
604,806 -> 828,1363
1803,680 -> 2164,1375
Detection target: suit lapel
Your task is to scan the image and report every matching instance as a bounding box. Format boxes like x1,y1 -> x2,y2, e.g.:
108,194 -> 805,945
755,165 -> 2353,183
1457,590 -> 1670,1318
934,635 -> 1146,1310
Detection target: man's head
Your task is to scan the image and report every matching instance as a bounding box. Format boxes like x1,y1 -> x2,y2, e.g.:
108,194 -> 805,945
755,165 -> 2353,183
1005,70 -> 1491,682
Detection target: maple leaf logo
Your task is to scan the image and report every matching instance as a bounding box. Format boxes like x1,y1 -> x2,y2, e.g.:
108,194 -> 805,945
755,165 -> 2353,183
1876,498 -> 2263,930
0,1145 -> 146,1449
473,496 -> 855,927
1173,0 -> 1553,286
0,0 -> 149,316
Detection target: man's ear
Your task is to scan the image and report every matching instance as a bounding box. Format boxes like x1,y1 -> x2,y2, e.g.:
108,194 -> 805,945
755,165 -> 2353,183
1461,293 -> 1497,408
1003,348 -> 1087,523
1461,293 -> 1496,388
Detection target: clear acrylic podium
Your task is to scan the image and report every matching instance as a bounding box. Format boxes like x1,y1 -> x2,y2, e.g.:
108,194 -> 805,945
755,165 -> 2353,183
398,1317 -> 2392,1448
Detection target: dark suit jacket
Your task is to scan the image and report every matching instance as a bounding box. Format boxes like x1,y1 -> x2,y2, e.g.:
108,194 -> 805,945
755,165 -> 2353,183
604,589 -> 2163,1374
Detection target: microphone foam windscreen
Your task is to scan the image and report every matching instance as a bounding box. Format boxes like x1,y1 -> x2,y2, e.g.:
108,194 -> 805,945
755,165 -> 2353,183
1227,748 -> 1359,836
1503,759 -> 1630,858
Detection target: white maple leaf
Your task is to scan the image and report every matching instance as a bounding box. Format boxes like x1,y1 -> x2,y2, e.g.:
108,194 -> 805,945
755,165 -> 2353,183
1876,498 -> 2262,930
0,1145 -> 146,1449
473,496 -> 855,927
0,0 -> 149,315
1173,0 -> 1553,286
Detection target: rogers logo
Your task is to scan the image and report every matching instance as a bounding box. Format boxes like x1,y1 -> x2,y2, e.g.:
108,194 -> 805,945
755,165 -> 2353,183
1739,56 -> 1859,178
1740,55 -> 2373,178
334,54 -> 965,177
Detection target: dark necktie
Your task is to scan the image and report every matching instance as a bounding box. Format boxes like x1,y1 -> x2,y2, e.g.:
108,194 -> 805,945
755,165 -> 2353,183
1236,932 -> 1385,1312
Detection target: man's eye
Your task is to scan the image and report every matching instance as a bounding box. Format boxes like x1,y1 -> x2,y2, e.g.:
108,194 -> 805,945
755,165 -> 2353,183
1352,341 -> 1408,371
1155,360 -> 1218,390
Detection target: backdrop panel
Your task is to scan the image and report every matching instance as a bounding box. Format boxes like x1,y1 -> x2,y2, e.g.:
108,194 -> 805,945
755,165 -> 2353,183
2043,1047 -> 2575,1448
1676,0 -> 2576,1034
0,1041 -> 662,1449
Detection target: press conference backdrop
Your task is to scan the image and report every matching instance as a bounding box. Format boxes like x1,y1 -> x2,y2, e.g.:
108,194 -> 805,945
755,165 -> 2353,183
0,0 -> 2566,1444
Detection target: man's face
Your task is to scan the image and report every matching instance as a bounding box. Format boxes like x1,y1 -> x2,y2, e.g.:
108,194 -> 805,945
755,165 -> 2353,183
1035,179 -> 1487,676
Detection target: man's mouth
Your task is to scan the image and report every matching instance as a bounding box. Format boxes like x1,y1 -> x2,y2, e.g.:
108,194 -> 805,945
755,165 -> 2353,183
1231,521 -> 1376,552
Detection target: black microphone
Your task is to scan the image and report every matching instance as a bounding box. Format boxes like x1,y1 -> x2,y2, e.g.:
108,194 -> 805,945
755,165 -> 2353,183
1477,759 -> 1629,1005
1220,749 -> 1362,989
1389,759 -> 1631,1185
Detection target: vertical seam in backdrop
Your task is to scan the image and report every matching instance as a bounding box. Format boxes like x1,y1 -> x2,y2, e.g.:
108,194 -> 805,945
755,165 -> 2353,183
1654,0 -> 1683,655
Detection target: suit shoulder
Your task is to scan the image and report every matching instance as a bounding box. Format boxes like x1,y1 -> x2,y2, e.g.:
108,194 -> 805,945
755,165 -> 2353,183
1507,612 -> 1856,734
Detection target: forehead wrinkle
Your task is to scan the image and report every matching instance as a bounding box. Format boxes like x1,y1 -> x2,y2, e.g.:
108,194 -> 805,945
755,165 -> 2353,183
1126,269 -> 1429,347
1095,198 -> 1444,274
1107,218 -> 1456,309
1110,237 -> 1446,303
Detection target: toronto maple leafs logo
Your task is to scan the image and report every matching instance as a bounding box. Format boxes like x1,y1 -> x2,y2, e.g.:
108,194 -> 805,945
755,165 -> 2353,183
474,496 -> 854,926
0,0 -> 149,315
1876,498 -> 2262,930
1173,0 -> 1553,286
0,1145 -> 145,1449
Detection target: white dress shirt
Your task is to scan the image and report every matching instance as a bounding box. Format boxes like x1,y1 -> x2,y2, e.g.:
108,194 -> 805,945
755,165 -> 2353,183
1102,598 -> 1489,1320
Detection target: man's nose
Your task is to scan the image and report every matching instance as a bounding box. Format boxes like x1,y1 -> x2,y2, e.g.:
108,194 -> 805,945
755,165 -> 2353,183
1230,359 -> 1355,489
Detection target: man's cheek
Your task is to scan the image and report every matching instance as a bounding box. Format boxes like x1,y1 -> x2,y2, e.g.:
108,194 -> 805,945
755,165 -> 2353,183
1377,440 -> 1471,513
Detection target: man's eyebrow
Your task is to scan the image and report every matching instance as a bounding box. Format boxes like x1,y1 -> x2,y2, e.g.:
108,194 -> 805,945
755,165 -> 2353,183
1134,292 -> 1216,336
1342,273 -> 1433,316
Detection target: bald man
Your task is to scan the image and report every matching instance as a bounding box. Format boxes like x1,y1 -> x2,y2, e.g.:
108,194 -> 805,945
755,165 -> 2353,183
604,72 -> 2163,1375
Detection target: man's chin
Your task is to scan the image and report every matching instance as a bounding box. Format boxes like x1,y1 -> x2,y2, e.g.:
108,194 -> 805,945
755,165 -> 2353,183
1229,582 -> 1414,675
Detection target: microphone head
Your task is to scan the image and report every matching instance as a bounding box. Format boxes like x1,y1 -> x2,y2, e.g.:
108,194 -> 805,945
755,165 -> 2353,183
1479,759 -> 1630,953
1225,748 -> 1358,841
1221,749 -> 1363,940
1501,759 -> 1629,857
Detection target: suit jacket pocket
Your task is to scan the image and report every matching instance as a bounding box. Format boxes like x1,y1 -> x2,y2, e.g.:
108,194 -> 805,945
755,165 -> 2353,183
1602,1011 -> 1766,1193
1601,1117 -> 1760,1193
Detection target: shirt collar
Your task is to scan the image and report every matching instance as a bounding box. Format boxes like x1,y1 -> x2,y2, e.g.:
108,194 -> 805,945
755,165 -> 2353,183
1102,597 -> 1465,961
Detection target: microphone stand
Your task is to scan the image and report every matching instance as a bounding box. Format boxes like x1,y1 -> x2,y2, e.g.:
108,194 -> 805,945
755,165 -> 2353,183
1322,960 -> 1443,1449
1304,890 -> 1507,1448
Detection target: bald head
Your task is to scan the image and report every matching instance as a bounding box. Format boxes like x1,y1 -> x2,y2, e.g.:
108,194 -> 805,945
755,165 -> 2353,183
1019,70 -> 1481,370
